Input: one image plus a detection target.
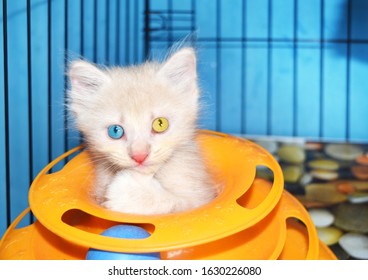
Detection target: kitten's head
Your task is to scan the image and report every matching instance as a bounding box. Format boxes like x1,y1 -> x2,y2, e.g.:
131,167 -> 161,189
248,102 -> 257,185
68,48 -> 200,172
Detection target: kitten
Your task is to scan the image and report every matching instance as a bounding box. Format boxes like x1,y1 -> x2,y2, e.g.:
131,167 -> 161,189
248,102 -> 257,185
68,48 -> 218,215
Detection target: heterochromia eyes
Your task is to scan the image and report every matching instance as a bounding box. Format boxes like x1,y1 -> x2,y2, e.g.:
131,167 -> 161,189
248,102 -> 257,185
108,125 -> 124,139
152,117 -> 169,133
108,118 -> 168,139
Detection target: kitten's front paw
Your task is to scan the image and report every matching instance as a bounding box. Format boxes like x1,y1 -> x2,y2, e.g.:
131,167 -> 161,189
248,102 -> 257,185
101,172 -> 139,212
101,171 -> 168,215
101,190 -> 145,214
101,199 -> 125,212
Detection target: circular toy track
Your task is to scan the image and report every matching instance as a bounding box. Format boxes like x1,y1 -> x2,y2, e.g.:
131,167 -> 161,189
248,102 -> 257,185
27,130 -> 315,256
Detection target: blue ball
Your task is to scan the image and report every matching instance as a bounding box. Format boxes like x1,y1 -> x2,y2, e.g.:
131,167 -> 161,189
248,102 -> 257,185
86,225 -> 160,260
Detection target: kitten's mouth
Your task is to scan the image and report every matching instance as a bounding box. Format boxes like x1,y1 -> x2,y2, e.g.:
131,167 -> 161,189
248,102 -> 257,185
130,161 -> 158,174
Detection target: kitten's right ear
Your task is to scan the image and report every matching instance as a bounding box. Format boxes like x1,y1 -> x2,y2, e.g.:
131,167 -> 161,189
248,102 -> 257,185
68,60 -> 109,95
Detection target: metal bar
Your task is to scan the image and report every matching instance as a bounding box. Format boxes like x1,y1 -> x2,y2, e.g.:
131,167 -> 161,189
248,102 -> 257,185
93,0 -> 97,63
148,27 -> 194,33
81,0 -> 84,58
319,0 -> 325,139
105,0 -> 109,65
26,0 -> 34,224
47,0 -> 52,165
148,36 -> 368,44
147,10 -> 194,14
191,0 -> 195,33
293,0 -> 298,137
116,0 -> 120,64
2,0 -> 11,227
267,0 -> 272,136
240,0 -> 246,134
125,0 -> 130,63
168,0 -> 173,48
346,0 -> 352,141
144,0 -> 150,59
134,0 -> 138,62
64,0 -> 68,155
79,0 -> 84,146
216,0 -> 221,131
150,15 -> 193,22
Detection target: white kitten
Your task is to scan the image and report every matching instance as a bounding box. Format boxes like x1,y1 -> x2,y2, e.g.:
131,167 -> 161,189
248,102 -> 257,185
68,48 -> 218,215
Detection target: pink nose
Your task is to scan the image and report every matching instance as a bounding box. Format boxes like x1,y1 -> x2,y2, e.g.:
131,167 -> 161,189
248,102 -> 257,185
131,153 -> 148,164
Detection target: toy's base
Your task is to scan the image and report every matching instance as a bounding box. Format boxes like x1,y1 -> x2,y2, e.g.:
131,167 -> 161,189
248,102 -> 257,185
0,211 -> 336,260
0,180 -> 336,260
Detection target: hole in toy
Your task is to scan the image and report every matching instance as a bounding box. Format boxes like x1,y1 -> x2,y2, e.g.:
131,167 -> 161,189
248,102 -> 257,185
46,163 -> 65,174
255,165 -> 274,181
236,165 -> 274,209
278,218 -> 309,260
61,209 -> 155,236
14,210 -> 34,230
46,148 -> 83,174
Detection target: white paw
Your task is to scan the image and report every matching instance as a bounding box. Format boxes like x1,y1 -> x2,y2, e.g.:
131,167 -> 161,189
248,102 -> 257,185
102,171 -> 173,215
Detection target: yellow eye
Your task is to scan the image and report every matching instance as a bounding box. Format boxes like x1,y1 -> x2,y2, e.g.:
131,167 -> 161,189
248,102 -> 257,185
152,117 -> 169,133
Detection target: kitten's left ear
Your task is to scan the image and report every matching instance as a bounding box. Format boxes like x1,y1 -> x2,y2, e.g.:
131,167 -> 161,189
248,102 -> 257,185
158,48 -> 198,94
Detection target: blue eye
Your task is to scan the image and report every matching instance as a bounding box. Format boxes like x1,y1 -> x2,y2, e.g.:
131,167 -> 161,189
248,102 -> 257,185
108,125 -> 124,139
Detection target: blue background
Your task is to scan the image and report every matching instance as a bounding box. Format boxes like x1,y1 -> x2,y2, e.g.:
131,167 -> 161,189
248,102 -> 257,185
1,0 -> 368,237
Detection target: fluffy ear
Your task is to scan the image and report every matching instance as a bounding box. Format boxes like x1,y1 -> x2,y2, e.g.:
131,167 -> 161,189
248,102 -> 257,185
68,60 -> 109,96
158,48 -> 198,95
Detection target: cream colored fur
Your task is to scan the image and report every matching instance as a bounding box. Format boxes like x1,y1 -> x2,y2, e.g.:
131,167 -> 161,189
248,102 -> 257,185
68,48 -> 217,215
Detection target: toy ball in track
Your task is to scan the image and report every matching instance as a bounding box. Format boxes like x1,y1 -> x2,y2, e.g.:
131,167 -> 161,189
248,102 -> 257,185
0,131 -> 336,260
86,225 -> 161,260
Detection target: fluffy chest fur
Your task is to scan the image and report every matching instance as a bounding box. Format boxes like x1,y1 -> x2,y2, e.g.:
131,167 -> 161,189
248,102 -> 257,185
68,48 -> 217,215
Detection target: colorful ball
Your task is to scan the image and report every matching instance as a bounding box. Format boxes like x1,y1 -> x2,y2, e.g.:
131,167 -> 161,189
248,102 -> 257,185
86,225 -> 160,260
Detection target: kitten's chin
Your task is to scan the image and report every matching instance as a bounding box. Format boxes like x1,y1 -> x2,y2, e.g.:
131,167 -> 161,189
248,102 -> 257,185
127,163 -> 160,175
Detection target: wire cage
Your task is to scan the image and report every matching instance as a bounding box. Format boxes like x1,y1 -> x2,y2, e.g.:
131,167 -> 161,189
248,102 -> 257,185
1,0 -> 368,242
147,0 -> 368,141
0,0 -> 146,237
